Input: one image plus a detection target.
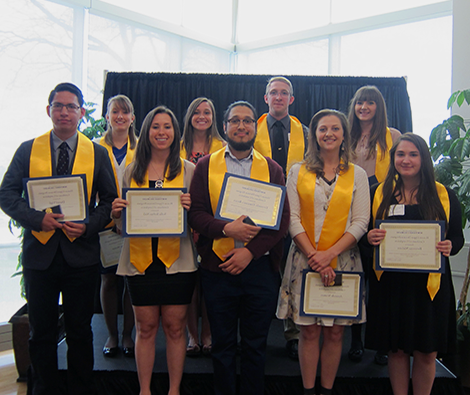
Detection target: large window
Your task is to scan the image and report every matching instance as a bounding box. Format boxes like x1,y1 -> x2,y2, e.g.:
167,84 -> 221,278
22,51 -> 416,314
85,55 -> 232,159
0,0 -> 454,323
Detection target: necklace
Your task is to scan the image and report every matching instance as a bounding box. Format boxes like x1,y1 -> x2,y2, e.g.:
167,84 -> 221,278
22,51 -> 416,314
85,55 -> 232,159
150,161 -> 164,188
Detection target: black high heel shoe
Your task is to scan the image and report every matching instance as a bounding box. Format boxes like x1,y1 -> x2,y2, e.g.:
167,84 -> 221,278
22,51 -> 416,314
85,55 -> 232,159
123,347 -> 135,358
348,343 -> 364,362
103,346 -> 119,358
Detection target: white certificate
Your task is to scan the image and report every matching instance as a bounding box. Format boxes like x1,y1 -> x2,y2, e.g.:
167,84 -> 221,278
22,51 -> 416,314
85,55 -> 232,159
377,220 -> 444,272
25,175 -> 88,222
123,188 -> 186,237
99,229 -> 124,268
300,271 -> 362,319
215,173 -> 286,230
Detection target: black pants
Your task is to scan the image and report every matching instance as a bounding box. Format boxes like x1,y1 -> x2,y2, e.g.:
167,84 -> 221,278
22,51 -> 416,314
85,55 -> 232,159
24,246 -> 98,395
201,256 -> 279,395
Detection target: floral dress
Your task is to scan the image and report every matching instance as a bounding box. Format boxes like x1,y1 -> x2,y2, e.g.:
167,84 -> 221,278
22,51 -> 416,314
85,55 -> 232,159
276,163 -> 370,326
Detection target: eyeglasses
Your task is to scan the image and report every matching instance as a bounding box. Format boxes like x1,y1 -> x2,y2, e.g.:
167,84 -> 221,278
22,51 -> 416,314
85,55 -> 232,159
50,102 -> 81,111
227,118 -> 256,126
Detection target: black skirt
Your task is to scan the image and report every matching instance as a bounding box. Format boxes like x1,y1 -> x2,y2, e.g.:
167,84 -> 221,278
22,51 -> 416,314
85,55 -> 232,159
126,238 -> 197,306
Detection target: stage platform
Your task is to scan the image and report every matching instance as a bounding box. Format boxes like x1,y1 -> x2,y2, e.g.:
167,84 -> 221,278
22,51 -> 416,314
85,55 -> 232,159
56,314 -> 465,394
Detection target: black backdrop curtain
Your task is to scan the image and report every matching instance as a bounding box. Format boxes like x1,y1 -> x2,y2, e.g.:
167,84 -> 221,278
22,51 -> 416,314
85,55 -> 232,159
102,72 -> 412,136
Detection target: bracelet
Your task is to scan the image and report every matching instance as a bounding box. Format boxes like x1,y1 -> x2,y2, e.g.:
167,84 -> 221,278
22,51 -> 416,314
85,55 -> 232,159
222,228 -> 227,236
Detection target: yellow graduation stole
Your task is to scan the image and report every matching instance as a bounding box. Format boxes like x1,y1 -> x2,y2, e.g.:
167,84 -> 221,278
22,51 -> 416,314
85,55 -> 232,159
372,182 -> 450,300
208,147 -> 269,261
297,164 -> 355,269
99,137 -> 135,198
180,138 -> 225,160
129,158 -> 185,273
374,128 -> 393,183
30,131 -> 94,244
255,114 -> 304,175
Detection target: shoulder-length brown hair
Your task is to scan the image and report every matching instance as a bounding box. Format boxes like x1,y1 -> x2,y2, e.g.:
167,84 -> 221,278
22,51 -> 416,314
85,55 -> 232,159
181,97 -> 224,159
348,85 -> 389,160
304,109 -> 352,176
376,133 -> 447,226
131,106 -> 181,186
104,94 -> 137,149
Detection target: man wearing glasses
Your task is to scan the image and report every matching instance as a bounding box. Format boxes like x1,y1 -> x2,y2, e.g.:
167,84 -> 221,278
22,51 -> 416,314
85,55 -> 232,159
188,101 -> 290,395
0,83 -> 116,394
255,76 -> 308,360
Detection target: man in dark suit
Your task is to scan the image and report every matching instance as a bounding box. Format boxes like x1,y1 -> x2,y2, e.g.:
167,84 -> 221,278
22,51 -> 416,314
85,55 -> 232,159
0,83 -> 117,395
255,76 -> 308,360
188,101 -> 290,395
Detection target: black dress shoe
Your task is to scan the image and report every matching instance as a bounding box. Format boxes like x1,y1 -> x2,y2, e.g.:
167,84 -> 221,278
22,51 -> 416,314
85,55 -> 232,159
286,339 -> 299,360
103,346 -> 119,358
348,345 -> 364,362
123,347 -> 135,358
374,351 -> 388,365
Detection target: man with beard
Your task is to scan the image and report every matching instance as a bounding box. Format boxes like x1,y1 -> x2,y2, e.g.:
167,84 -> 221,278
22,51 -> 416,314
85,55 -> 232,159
188,101 -> 290,395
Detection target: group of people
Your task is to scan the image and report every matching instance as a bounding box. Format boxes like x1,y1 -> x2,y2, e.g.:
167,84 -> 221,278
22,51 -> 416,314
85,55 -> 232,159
0,78 -> 463,395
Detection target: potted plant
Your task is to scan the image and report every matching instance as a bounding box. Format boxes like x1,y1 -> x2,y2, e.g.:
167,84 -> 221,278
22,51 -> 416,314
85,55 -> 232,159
429,88 -> 470,387
8,102 -> 106,381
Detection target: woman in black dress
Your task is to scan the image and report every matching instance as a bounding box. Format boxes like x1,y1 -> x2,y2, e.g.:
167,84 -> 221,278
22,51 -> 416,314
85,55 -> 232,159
365,133 -> 463,395
112,106 -> 197,395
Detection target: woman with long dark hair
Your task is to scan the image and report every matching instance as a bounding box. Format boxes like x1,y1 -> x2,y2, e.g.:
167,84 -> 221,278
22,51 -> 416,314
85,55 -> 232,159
112,106 -> 197,395
347,85 -> 402,364
365,133 -> 463,395
277,109 -> 369,395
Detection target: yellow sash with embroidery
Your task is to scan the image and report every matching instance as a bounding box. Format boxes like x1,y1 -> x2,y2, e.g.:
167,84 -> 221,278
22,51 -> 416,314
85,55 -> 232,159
297,164 -> 355,269
255,114 -> 304,175
374,128 -> 393,183
129,158 -> 185,273
180,138 -> 225,160
208,147 -> 269,261
99,137 -> 135,198
372,182 -> 449,300
30,131 -> 94,244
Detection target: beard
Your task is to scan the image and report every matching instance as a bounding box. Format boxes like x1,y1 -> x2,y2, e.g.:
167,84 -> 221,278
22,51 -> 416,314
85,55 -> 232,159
226,135 -> 256,152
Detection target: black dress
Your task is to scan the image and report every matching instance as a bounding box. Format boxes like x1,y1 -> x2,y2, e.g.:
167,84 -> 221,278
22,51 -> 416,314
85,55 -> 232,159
365,185 -> 464,354
126,180 -> 197,306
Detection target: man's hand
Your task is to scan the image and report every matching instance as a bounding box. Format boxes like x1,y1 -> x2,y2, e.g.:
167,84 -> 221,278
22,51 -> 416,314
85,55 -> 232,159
219,247 -> 254,275
41,213 -> 64,232
63,221 -> 86,238
223,215 -> 261,243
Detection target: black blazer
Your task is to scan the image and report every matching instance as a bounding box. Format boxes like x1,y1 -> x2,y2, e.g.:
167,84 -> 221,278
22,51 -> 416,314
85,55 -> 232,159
0,134 -> 117,270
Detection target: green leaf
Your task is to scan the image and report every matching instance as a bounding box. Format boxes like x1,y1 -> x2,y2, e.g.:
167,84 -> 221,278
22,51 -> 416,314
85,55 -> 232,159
457,91 -> 466,107
434,159 -> 458,185
447,91 -> 460,109
464,89 -> 470,106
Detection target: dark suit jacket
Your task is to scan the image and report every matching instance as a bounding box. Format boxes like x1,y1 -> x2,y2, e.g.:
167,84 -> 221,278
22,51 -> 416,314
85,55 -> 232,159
0,133 -> 117,270
188,152 -> 290,273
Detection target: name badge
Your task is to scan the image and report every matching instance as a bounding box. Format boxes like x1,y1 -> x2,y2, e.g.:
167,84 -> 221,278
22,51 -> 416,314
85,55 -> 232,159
389,204 -> 405,216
